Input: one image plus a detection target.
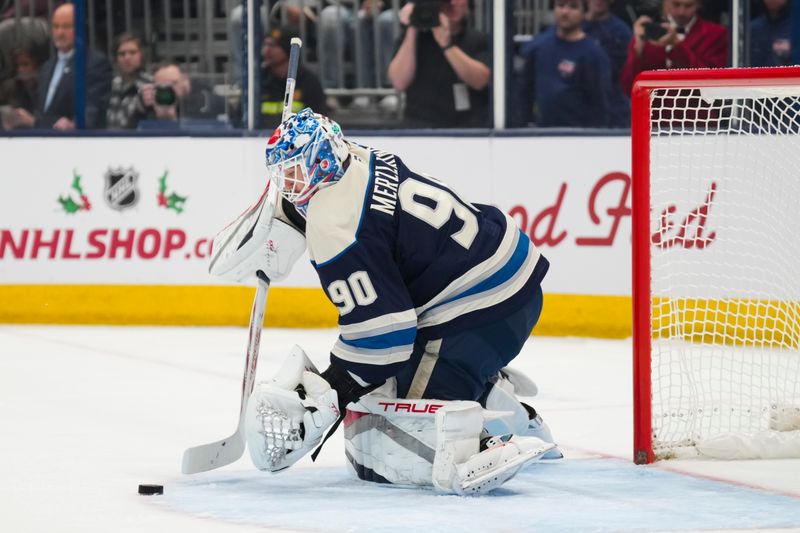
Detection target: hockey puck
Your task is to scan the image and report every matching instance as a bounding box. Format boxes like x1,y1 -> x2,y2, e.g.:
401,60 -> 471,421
138,484 -> 164,495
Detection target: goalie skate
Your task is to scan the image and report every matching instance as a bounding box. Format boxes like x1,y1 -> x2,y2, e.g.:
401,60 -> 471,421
455,434 -> 555,495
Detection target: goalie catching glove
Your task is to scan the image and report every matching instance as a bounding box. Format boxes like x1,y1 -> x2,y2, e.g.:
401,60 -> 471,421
245,346 -> 375,472
245,346 -> 338,472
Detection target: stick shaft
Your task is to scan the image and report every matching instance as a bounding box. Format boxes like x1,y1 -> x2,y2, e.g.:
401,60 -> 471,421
180,275 -> 270,474
239,275 -> 269,420
282,38 -> 303,121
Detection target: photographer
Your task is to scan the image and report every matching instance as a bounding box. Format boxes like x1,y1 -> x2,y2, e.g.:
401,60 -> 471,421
619,0 -> 727,95
387,0 -> 490,128
141,62 -> 225,123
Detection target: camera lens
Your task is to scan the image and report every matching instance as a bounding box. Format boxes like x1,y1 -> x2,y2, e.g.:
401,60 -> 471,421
154,84 -> 176,106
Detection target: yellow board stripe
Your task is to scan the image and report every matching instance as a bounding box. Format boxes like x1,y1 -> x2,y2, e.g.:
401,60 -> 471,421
653,297 -> 800,348
0,285 -> 633,338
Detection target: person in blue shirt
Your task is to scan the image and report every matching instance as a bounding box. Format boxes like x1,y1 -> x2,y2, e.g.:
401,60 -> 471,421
515,0 -> 612,127
220,108 -> 562,494
583,0 -> 632,127
751,0 -> 791,66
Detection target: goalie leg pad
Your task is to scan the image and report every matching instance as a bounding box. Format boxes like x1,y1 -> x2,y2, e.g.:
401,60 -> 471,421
485,373 -> 563,459
343,394 -> 441,486
432,402 -> 555,495
345,396 -> 555,494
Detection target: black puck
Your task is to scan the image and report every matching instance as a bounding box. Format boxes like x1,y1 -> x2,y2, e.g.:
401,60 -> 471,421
138,484 -> 164,495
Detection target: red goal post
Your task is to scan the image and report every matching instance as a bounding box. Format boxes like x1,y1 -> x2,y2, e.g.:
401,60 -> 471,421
632,67 -> 800,465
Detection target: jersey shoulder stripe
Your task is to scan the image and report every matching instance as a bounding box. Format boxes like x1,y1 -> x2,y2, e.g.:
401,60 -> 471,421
306,143 -> 374,266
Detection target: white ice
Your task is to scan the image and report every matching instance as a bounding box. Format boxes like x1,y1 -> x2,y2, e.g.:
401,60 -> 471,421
2,325 -> 799,533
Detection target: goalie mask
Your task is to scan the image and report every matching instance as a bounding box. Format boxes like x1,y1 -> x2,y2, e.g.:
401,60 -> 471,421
265,108 -> 349,216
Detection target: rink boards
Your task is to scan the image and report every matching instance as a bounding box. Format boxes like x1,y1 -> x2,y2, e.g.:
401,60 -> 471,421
0,134 -> 633,336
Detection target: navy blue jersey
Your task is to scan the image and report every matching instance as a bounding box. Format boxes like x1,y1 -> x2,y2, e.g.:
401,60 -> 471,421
305,143 -> 548,384
516,29 -> 611,128
750,11 -> 792,67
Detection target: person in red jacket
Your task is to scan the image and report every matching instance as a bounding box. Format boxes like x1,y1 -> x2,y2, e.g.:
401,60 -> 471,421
620,0 -> 727,95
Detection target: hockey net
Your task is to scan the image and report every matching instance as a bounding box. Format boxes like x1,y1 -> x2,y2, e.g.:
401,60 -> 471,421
632,67 -> 800,464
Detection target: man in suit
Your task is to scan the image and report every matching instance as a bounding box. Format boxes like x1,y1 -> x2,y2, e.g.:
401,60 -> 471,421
13,2 -> 111,129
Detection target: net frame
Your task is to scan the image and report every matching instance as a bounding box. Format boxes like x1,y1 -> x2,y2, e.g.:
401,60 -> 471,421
631,67 -> 800,465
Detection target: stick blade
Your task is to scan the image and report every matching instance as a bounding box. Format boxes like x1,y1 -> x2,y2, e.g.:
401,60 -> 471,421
181,431 -> 245,474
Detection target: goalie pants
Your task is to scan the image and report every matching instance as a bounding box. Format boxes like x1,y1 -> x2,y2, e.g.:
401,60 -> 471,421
394,286 -> 543,403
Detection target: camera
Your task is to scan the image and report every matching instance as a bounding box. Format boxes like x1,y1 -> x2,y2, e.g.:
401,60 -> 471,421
410,0 -> 447,30
633,0 -> 666,41
643,21 -> 667,41
154,84 -> 177,106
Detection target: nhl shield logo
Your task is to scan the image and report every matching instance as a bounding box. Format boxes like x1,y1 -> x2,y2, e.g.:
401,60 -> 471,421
104,167 -> 139,211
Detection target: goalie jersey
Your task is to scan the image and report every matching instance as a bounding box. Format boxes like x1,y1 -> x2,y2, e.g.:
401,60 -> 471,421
305,143 -> 549,384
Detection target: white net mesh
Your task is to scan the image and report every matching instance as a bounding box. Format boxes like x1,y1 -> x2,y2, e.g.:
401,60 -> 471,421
648,85 -> 800,459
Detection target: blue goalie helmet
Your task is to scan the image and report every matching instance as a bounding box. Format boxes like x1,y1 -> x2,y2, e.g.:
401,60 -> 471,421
265,108 -> 349,215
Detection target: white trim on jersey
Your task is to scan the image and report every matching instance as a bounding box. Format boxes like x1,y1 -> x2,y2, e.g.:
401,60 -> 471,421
414,217 -> 518,317
339,310 -> 418,341
414,214 -> 538,320
306,144 -> 373,265
331,339 -> 414,366
416,236 -> 540,330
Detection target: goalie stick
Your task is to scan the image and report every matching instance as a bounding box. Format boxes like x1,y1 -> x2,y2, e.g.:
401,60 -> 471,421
181,37 -> 303,475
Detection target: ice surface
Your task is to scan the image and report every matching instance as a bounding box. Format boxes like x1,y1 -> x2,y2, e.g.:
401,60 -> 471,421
2,326 -> 798,533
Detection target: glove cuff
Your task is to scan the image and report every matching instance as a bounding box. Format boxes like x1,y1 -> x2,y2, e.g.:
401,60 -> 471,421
321,361 -> 381,413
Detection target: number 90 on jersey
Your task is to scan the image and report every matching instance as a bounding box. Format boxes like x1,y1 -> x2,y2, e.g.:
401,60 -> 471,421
327,271 -> 378,316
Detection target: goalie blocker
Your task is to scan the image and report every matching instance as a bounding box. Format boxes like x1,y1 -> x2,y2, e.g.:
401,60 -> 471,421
245,346 -> 557,495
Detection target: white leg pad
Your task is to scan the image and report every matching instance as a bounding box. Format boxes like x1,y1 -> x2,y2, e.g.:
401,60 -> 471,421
500,366 -> 539,397
432,402 -> 484,492
343,394 -> 441,486
433,402 -> 556,495
485,376 -> 563,459
345,395 -> 556,494
483,381 -> 532,436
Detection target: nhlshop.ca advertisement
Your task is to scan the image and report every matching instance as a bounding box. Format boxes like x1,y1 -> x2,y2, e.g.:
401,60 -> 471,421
0,137 -> 262,285
2,134 -> 720,296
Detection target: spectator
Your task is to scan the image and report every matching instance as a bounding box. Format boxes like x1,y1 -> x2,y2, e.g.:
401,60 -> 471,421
258,26 -> 329,129
0,43 -> 47,129
584,0 -> 631,127
12,3 -> 112,129
515,0 -> 611,128
140,62 -> 226,123
318,0 -> 398,89
387,0 -> 490,128
106,32 -> 153,130
750,0 -> 791,66
620,0 -> 728,95
0,0 -> 49,19
0,16 -> 49,83
228,1 -> 321,86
